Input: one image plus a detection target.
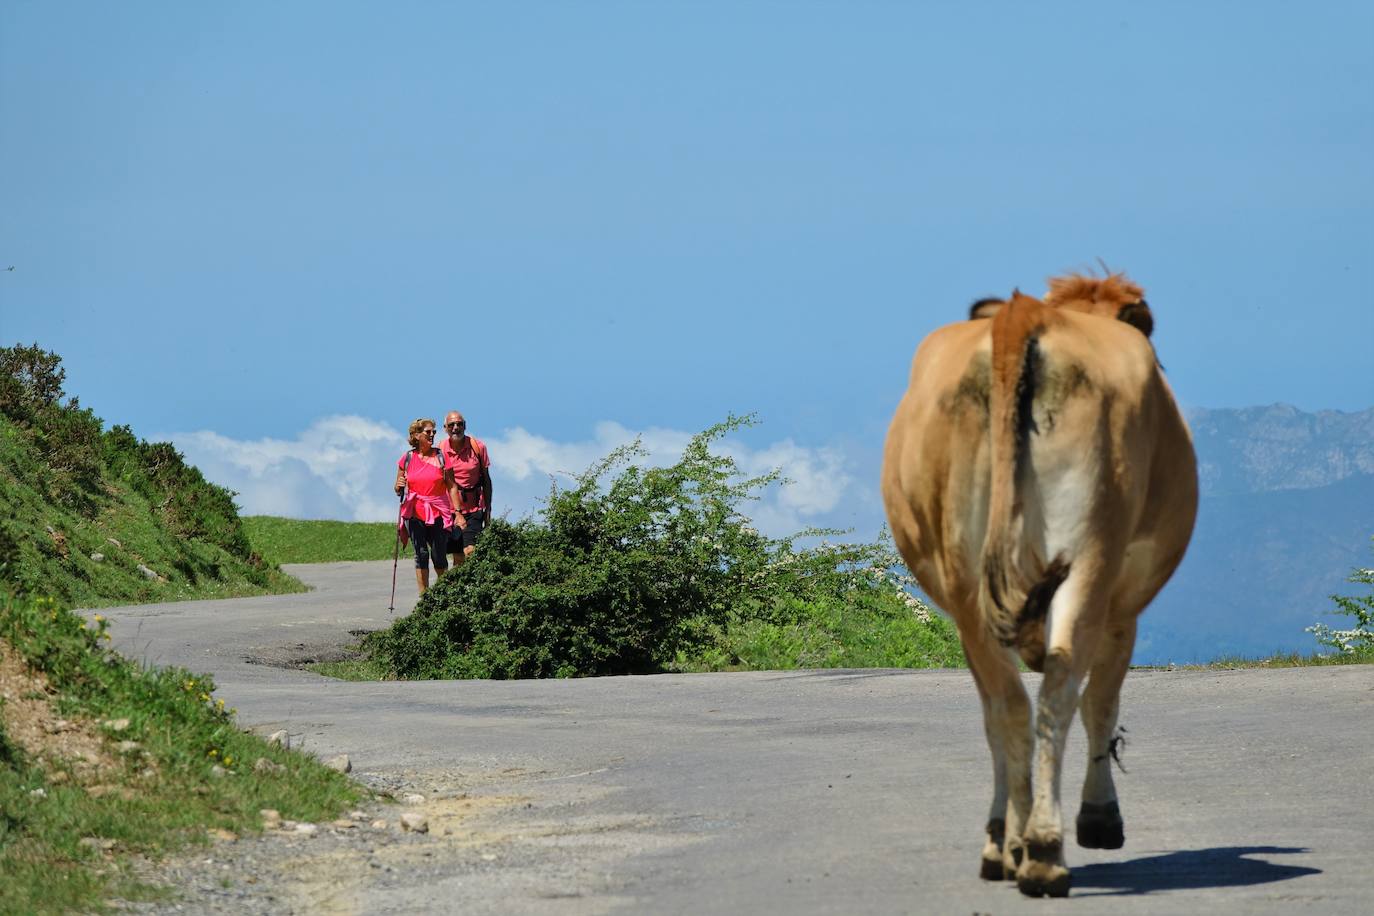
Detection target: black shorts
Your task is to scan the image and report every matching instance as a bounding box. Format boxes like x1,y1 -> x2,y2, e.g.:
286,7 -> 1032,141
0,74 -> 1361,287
449,511 -> 485,552
405,516 -> 449,571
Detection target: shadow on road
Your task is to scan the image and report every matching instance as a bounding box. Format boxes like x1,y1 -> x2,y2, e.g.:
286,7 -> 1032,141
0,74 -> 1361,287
1072,846 -> 1320,896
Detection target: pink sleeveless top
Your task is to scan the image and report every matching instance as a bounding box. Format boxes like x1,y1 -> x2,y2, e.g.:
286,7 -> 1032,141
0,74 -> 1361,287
397,450 -> 454,527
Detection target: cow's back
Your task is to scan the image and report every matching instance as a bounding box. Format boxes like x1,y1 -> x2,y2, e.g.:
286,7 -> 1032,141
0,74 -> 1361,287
882,307 -> 1198,641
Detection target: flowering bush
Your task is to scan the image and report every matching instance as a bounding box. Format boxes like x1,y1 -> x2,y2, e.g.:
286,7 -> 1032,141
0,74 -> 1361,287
1307,538 -> 1374,657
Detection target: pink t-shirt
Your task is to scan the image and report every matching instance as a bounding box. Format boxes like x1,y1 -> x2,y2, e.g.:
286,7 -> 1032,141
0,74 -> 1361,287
439,436 -> 490,513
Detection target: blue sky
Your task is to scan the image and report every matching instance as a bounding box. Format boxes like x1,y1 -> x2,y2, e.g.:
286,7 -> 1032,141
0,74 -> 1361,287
2,1 -> 1372,535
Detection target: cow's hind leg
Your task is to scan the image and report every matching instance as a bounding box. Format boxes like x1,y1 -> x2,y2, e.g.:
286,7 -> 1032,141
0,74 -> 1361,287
1076,616 -> 1136,849
1017,573 -> 1107,898
963,630 -> 1031,882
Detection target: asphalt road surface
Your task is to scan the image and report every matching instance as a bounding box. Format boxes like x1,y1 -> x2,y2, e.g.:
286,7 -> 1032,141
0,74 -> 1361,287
96,561 -> 1374,914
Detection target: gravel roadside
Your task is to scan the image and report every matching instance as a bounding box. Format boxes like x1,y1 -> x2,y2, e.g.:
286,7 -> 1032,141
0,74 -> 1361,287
119,764 -> 695,915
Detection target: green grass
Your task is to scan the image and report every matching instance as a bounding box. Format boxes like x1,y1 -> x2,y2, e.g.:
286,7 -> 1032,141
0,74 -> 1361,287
243,515 -> 398,565
1176,647 -> 1374,669
308,650 -> 393,681
673,592 -> 966,672
1,592 -> 363,914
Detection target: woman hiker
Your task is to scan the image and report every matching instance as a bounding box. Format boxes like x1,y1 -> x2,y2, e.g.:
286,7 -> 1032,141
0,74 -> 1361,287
393,417 -> 463,595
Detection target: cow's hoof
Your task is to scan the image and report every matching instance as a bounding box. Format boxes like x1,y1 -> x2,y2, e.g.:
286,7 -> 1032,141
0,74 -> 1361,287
1076,800 -> 1124,849
1017,866 -> 1072,898
1017,838 -> 1070,897
980,818 -> 1006,880
1001,840 -> 1025,881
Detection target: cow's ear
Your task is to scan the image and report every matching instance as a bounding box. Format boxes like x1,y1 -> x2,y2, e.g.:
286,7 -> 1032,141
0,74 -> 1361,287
1117,300 -> 1154,338
969,297 -> 1005,320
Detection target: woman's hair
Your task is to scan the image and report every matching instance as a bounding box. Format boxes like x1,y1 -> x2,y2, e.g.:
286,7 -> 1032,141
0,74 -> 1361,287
407,417 -> 437,449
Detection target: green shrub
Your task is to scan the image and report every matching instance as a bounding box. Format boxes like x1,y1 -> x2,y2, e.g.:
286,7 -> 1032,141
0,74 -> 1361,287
368,415 -> 959,679
1307,537 -> 1374,658
104,425 -> 253,560
0,343 -> 69,417
0,344 -> 105,515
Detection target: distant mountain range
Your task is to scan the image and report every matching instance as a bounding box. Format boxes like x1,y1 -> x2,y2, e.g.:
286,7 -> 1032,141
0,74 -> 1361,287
1136,404 -> 1374,663
1187,404 -> 1374,495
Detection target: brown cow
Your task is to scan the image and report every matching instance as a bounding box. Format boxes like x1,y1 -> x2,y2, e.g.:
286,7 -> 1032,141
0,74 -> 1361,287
881,272 -> 1197,896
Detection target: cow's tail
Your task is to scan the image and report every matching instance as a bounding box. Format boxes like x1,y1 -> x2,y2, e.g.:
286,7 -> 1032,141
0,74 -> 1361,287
978,291 -> 1070,671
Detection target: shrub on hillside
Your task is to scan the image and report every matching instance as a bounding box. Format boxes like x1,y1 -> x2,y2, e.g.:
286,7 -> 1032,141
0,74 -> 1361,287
0,344 -> 68,415
104,426 -> 253,560
368,415 -> 956,679
0,343 -> 105,512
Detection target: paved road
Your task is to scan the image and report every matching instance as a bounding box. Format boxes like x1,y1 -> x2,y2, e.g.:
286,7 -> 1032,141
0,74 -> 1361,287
98,561 -> 1374,914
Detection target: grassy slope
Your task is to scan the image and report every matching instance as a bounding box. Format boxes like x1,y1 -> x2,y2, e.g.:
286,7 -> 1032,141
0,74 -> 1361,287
0,417 -> 303,607
243,515 -> 397,565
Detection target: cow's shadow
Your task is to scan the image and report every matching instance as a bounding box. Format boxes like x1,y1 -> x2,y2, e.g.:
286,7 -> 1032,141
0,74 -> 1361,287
1071,846 -> 1320,896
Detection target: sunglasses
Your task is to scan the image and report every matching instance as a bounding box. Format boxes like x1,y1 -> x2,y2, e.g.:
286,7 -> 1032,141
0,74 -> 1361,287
419,428 -> 436,436
445,421 -> 466,429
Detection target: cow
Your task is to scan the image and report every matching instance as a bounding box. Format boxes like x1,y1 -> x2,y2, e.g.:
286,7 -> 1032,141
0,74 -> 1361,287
881,272 -> 1197,897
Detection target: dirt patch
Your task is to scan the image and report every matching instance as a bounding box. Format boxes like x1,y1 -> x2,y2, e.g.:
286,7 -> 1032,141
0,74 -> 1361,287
244,636 -> 375,671
272,793 -> 526,914
0,638 -> 118,782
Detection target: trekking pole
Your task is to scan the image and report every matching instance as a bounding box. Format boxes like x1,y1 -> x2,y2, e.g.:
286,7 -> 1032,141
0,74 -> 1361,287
388,487 -> 405,612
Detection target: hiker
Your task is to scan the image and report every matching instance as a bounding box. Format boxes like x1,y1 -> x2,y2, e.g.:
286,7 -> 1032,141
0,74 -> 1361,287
439,410 -> 492,569
393,418 -> 462,595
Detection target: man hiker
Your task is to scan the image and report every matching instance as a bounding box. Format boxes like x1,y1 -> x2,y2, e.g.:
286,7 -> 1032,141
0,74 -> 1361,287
440,410 -> 492,569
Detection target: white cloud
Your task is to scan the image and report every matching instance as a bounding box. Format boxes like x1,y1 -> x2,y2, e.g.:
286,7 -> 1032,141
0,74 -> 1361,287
159,415 -> 403,523
159,416 -> 872,537
486,424 -> 851,534
493,421 -> 691,484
